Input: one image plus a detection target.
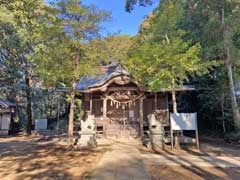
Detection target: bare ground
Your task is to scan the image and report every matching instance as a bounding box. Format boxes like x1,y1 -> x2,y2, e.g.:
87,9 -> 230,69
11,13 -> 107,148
1,135 -> 240,180
146,165 -> 240,180
0,134 -> 111,180
140,136 -> 240,180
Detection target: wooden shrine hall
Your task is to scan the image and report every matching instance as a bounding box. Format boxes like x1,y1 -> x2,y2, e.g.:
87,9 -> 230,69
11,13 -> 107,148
77,63 -> 194,139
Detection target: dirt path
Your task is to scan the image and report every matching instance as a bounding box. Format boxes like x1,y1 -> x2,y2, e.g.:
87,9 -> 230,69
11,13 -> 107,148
87,138 -> 240,180
1,135 -> 239,180
88,139 -> 151,180
140,139 -> 240,180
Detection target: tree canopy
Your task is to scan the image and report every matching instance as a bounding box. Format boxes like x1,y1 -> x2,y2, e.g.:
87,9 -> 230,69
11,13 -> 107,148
125,0 -> 215,92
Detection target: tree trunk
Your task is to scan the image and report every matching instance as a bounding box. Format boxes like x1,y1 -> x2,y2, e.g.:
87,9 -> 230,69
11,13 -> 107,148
221,8 -> 240,130
172,89 -> 177,113
172,80 -> 180,147
226,56 -> 240,129
172,79 -> 177,113
68,78 -> 76,141
221,94 -> 226,133
25,71 -> 32,135
68,54 -> 80,142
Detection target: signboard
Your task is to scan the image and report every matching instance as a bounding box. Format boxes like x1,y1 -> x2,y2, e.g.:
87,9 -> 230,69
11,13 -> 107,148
170,113 -> 197,130
35,119 -> 48,130
0,114 -> 11,130
129,110 -> 134,118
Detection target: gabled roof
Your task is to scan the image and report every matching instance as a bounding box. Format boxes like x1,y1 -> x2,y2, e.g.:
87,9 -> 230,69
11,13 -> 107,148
77,64 -> 130,92
0,99 -> 16,108
75,63 -> 196,93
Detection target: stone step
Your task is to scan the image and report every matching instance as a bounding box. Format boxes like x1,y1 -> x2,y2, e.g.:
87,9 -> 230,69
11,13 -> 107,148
105,130 -> 131,137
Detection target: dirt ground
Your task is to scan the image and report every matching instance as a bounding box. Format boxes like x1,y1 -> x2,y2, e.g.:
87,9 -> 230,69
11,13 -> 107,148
139,136 -> 240,157
0,134 -> 110,180
141,136 -> 240,180
147,165 -> 240,180
1,135 -> 239,180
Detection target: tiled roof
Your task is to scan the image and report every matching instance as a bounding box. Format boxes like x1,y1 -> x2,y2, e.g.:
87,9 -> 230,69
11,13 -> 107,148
76,64 -> 129,91
76,63 -> 196,93
0,99 -> 16,108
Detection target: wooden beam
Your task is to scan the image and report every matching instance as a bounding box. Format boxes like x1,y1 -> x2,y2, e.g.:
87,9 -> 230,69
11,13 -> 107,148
107,87 -> 140,92
90,94 -> 93,115
103,98 -> 107,118
154,92 -> 157,111
139,98 -> 144,138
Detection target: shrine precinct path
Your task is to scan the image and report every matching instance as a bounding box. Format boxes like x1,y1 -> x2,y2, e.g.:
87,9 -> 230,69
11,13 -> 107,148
88,139 -> 240,180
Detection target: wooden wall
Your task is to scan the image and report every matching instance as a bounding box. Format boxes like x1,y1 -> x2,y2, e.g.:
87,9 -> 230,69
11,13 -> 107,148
143,93 -> 168,122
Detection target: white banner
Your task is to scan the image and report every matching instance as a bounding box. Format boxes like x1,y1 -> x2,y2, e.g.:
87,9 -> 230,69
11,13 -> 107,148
170,113 -> 197,130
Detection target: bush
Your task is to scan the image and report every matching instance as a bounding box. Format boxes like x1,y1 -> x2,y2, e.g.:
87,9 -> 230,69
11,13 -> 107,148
224,131 -> 240,143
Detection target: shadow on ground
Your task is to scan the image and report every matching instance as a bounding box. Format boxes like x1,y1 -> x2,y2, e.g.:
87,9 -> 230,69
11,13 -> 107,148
0,134 -> 111,180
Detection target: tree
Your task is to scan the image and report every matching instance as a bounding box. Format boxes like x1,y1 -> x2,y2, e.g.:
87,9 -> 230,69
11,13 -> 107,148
180,0 -> 240,130
221,2 -> 240,129
88,35 -> 133,63
125,0 -> 215,113
126,0 -> 240,131
0,0 -> 47,134
125,0 -> 153,12
34,0 -> 109,141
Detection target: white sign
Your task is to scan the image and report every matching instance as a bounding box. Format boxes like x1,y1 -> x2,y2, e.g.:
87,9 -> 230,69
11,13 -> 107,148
129,110 -> 134,118
170,113 -> 197,130
35,119 -> 48,130
0,114 -> 11,130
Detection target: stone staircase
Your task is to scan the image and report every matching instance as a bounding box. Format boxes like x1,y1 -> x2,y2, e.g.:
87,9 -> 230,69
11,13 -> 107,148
105,124 -> 131,139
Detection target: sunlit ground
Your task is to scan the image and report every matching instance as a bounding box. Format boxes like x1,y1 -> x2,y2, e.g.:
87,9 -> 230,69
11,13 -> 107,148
0,134 -> 240,180
0,134 -> 110,180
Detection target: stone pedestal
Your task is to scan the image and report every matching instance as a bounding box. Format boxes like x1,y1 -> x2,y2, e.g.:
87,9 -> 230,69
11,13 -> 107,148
150,129 -> 164,149
77,131 -> 97,147
148,113 -> 164,149
76,113 -> 97,148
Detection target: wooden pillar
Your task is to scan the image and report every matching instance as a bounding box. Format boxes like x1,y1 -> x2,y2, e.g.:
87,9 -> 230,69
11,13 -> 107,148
154,92 -> 157,111
103,98 -> 107,118
195,113 -> 200,150
139,98 -> 144,138
90,94 -> 93,115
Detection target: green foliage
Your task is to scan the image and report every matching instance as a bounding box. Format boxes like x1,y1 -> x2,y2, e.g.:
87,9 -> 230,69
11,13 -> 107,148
195,65 -> 233,132
233,30 -> 240,49
180,0 -> 240,132
125,0 -> 153,12
34,0 -> 110,87
0,22 -> 23,89
87,35 -> 133,63
224,131 -> 240,143
125,0 -> 216,92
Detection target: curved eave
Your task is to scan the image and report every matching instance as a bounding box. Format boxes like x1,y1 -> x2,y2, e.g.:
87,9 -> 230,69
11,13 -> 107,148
79,74 -> 143,93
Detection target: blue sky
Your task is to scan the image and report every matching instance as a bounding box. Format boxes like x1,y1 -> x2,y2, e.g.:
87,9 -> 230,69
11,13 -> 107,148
46,0 -> 157,36
81,0 -> 157,36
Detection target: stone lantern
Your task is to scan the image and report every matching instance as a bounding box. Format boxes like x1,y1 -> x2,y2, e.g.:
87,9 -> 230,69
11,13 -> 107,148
78,111 -> 97,147
148,112 -> 164,149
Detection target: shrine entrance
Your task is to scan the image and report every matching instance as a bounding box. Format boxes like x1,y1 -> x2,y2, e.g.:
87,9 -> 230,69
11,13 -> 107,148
103,86 -> 144,138
106,100 -> 140,138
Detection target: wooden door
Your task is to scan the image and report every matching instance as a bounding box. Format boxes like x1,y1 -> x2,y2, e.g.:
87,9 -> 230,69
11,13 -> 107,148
107,100 -> 140,138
